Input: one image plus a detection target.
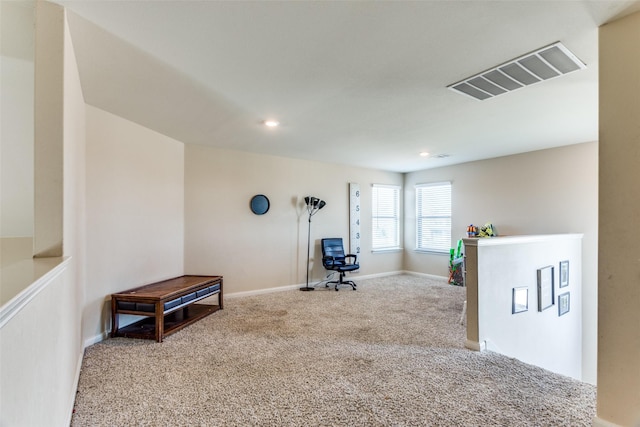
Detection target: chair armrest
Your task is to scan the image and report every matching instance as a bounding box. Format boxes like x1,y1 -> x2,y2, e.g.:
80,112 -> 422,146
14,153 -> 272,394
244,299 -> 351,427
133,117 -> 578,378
345,254 -> 358,264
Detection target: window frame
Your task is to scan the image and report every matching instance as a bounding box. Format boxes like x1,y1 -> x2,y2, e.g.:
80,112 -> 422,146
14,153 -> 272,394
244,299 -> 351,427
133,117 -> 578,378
415,182 -> 452,254
371,184 -> 401,251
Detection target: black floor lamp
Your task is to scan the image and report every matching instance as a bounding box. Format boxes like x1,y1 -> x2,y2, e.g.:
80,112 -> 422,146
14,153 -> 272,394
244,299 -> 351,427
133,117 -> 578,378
300,196 -> 326,291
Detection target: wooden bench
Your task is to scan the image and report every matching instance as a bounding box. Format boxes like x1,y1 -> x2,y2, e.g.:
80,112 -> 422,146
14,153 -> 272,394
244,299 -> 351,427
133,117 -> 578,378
111,275 -> 223,342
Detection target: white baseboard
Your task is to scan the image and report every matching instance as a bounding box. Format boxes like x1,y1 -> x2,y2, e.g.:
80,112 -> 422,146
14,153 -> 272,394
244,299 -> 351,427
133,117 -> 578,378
592,416 -> 624,427
225,283 -> 301,299
358,270 -> 406,279
402,270 -> 449,281
225,271 -> 414,299
84,330 -> 109,348
484,339 -> 503,354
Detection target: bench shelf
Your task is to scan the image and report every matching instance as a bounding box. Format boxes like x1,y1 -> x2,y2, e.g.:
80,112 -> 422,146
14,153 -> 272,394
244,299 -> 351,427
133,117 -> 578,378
111,275 -> 223,342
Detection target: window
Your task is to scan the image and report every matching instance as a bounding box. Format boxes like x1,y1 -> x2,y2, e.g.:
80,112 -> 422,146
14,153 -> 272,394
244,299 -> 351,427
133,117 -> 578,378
372,184 -> 400,250
416,182 -> 451,253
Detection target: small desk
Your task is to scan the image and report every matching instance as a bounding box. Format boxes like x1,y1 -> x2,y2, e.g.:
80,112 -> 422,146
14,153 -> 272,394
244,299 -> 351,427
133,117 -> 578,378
111,275 -> 223,342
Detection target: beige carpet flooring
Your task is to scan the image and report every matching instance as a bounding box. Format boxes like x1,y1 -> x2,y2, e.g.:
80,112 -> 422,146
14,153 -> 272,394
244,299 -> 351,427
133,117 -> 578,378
71,274 -> 596,426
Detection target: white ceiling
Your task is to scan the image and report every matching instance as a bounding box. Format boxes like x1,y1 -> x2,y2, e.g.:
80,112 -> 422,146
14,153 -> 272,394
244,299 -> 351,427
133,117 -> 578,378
55,0 -> 640,173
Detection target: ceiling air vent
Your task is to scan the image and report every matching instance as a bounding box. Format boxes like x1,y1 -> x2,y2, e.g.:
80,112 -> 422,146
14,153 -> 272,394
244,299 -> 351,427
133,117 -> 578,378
447,42 -> 586,101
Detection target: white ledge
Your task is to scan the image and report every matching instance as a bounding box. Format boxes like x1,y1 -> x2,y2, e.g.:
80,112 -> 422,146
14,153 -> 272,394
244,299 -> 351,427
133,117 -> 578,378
0,257 -> 71,329
463,233 -> 583,247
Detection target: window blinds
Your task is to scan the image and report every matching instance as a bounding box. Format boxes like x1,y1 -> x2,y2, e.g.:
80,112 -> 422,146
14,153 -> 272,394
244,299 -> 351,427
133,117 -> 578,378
372,184 -> 400,250
416,182 -> 451,253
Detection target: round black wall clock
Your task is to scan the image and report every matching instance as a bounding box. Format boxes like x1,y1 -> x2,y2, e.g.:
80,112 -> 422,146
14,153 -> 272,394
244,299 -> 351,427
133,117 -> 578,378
250,194 -> 270,215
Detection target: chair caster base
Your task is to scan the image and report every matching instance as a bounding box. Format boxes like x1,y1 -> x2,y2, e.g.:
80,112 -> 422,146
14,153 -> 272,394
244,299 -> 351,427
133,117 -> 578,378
326,280 -> 357,291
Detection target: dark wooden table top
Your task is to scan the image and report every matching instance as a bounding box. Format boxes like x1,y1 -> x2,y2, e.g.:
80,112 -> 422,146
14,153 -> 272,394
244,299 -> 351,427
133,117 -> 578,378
112,275 -> 222,301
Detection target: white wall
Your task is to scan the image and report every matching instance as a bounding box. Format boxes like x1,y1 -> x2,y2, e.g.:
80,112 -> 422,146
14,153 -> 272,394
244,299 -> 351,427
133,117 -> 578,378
184,144 -> 404,294
0,1 -> 35,238
1,5 -> 85,426
465,234 -> 583,380
404,142 -> 598,383
83,105 -> 185,344
0,263 -> 81,426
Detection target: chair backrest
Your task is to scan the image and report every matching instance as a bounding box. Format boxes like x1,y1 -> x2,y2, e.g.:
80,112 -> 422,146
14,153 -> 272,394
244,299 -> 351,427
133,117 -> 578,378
321,238 -> 346,261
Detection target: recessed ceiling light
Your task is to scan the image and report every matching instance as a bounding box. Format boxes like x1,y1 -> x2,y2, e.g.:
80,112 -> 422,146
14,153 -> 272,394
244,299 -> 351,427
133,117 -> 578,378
419,152 -> 430,157
264,120 -> 279,128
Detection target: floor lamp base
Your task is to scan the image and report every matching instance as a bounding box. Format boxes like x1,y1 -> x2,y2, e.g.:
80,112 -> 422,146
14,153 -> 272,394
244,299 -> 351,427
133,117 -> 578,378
299,286 -> 315,291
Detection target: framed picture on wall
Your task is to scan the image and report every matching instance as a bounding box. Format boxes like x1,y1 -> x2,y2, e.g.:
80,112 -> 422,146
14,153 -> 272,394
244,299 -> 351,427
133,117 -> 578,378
537,265 -> 555,312
558,292 -> 570,316
559,260 -> 569,288
512,287 -> 529,314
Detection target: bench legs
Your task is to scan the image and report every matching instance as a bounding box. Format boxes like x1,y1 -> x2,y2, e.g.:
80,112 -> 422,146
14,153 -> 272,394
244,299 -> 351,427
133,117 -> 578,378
111,298 -> 119,337
155,303 -> 164,342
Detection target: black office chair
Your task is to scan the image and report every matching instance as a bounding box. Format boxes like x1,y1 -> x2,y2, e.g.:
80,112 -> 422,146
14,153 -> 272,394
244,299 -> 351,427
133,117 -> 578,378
321,238 -> 359,291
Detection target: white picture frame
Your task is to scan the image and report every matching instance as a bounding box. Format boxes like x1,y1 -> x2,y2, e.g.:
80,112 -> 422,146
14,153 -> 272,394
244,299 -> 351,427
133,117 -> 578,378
559,260 -> 569,288
512,287 -> 529,314
537,266 -> 555,312
558,292 -> 570,316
